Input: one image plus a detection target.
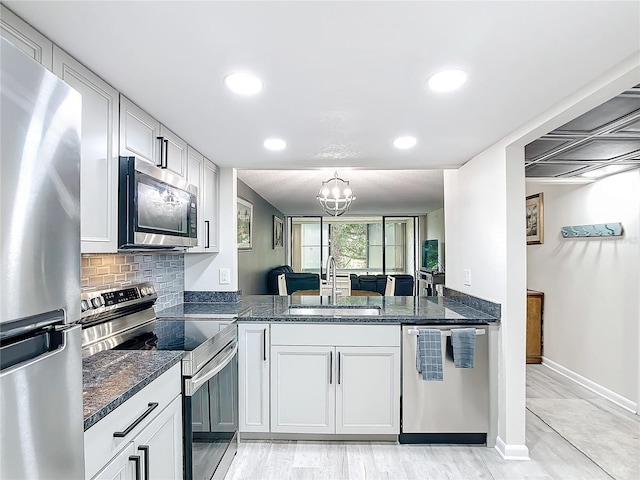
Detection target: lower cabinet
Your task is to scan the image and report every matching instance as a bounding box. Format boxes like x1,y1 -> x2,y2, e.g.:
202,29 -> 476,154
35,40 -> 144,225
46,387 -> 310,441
238,323 -> 270,432
239,323 -> 400,436
270,345 -> 334,434
85,364 -> 183,480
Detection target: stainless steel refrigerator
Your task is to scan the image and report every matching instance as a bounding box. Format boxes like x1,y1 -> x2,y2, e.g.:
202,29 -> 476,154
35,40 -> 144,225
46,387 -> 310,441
0,37 -> 85,479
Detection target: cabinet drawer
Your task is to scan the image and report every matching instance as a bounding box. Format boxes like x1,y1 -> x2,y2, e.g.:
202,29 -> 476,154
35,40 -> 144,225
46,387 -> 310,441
270,324 -> 400,347
84,363 -> 181,479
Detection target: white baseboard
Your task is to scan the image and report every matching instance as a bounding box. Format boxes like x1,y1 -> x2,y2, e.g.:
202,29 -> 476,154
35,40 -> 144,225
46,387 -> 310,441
541,357 -> 638,414
495,436 -> 530,460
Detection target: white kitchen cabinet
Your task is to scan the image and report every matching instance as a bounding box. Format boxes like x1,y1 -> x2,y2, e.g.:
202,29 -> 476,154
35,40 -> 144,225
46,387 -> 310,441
85,364 -> 182,480
0,5 -> 53,70
270,345 -> 335,434
187,146 -> 205,252
202,159 -> 219,251
186,148 -> 219,253
53,46 -> 119,253
267,324 -> 401,435
119,95 -> 161,165
335,346 -> 400,434
238,324 -> 270,433
120,96 -> 188,179
132,395 -> 183,480
91,443 -> 135,480
91,397 -> 182,480
158,124 -> 187,178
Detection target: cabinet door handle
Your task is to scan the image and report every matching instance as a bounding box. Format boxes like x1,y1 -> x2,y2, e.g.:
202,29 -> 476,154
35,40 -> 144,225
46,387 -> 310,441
113,402 -> 159,438
205,220 -> 210,248
129,455 -> 141,480
262,329 -> 267,361
329,351 -> 333,385
156,136 -> 164,168
163,139 -> 169,168
338,351 -> 341,385
138,445 -> 150,480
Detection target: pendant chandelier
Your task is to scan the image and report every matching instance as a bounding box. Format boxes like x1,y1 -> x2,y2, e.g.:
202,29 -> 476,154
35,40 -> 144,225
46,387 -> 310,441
316,171 -> 356,217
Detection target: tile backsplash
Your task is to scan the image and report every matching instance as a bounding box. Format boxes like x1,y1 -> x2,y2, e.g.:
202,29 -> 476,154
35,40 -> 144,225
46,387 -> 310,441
81,253 -> 184,310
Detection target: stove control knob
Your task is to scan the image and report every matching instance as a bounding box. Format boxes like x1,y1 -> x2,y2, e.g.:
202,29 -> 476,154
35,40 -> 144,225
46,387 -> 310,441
81,299 -> 90,312
141,287 -> 149,296
91,296 -> 104,308
147,286 -> 155,295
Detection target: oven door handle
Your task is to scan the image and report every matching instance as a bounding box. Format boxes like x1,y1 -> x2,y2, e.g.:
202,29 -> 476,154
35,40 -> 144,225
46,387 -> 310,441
184,342 -> 237,396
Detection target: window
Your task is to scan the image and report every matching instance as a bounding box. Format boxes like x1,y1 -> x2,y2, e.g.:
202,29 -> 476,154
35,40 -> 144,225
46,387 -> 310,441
290,216 -> 415,275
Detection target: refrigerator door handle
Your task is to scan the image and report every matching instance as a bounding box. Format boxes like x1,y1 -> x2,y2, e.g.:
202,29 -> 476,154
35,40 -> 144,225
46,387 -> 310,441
0,322 -> 75,374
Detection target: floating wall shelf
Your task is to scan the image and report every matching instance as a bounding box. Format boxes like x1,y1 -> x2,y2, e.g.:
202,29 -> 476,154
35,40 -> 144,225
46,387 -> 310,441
560,223 -> 623,238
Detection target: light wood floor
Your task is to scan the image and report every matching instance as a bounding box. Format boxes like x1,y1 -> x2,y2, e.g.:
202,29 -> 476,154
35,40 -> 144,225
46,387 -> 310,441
226,365 -> 639,479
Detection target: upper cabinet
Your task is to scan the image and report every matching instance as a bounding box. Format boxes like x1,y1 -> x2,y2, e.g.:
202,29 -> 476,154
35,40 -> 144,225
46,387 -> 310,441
53,46 -> 120,253
119,95 -> 161,165
159,125 -> 187,178
0,5 -> 53,70
187,146 -> 219,253
120,96 -> 187,179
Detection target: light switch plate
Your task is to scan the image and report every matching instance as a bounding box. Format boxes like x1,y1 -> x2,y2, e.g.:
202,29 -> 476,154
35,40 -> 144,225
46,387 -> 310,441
219,268 -> 230,285
463,269 -> 471,286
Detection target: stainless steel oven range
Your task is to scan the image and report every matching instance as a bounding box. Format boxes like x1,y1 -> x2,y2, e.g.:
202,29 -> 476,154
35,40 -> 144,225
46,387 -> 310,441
81,283 -> 238,480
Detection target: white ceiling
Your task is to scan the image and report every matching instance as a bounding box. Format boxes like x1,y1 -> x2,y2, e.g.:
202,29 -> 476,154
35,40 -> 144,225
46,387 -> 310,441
6,1 -> 640,215
238,169 -> 444,215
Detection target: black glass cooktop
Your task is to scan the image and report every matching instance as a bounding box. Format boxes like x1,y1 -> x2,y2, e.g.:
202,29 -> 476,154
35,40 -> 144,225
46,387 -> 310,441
114,320 -> 226,352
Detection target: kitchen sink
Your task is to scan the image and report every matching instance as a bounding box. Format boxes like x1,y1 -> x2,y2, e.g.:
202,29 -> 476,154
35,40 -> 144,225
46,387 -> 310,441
287,307 -> 382,316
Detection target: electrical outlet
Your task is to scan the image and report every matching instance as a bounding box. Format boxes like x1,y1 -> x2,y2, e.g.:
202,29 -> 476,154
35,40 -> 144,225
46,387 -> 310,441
463,269 -> 471,286
219,268 -> 230,285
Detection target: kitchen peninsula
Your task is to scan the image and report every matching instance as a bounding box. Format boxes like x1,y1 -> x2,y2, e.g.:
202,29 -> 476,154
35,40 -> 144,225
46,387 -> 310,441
158,293 -> 500,445
156,294 -> 500,324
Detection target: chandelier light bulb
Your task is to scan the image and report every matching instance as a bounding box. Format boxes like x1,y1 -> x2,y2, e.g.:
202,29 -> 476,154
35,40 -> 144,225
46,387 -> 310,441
316,171 -> 356,217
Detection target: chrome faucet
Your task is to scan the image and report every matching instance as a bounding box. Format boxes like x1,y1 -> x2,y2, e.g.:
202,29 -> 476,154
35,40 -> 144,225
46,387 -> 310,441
326,255 -> 337,304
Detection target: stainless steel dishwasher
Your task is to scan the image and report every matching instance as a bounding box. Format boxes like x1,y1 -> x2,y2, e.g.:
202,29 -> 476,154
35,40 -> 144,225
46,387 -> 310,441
400,325 -> 489,444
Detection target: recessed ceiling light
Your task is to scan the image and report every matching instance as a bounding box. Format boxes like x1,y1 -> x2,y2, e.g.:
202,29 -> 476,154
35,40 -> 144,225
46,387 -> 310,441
264,138 -> 286,151
224,72 -> 263,95
393,136 -> 417,149
427,69 -> 468,92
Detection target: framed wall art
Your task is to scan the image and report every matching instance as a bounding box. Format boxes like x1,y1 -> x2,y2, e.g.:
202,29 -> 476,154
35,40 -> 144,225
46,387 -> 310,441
237,197 -> 253,249
273,215 -> 284,249
526,192 -> 544,245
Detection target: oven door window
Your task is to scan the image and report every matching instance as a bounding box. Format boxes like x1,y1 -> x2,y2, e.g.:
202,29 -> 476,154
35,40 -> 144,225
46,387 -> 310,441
185,352 -> 238,480
135,171 -> 194,237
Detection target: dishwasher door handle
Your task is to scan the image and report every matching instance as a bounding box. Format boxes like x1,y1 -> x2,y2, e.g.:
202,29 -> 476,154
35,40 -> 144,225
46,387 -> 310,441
406,328 -> 486,336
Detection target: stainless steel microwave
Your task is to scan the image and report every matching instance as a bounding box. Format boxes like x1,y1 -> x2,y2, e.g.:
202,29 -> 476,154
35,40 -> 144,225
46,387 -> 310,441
118,156 -> 198,249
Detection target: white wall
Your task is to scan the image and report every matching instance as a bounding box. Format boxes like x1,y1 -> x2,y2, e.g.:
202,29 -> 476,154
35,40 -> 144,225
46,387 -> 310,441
426,208 -> 445,269
444,147 -> 528,459
185,167 -> 239,291
527,169 -> 640,408
444,52 -> 640,458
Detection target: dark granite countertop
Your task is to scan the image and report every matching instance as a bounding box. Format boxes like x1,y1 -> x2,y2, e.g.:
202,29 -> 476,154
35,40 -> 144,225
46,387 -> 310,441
82,350 -> 183,431
156,295 -> 498,324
